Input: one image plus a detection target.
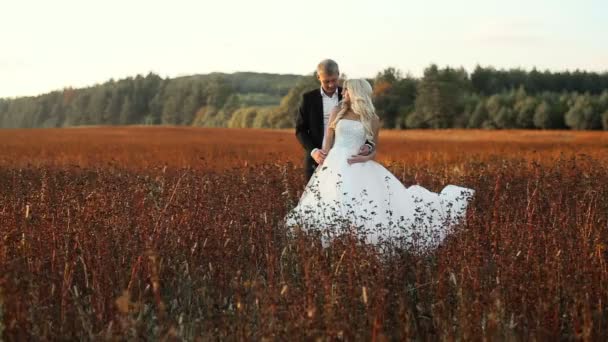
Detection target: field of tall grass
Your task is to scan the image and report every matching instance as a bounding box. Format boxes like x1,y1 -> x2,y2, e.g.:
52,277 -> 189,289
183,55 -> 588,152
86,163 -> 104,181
1,126 -> 607,340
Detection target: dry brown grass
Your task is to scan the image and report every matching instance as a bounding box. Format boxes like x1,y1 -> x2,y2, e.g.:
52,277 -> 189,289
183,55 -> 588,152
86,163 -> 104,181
0,126 -> 607,340
2,126 -> 607,170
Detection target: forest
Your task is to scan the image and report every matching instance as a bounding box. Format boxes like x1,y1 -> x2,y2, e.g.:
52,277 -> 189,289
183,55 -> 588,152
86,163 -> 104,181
1,65 -> 607,130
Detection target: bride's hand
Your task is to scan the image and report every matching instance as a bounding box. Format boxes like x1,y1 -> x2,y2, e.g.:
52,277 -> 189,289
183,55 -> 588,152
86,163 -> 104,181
347,155 -> 369,165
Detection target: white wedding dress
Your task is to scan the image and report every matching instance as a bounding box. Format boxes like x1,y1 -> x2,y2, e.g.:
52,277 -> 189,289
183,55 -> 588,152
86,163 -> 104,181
285,119 -> 475,251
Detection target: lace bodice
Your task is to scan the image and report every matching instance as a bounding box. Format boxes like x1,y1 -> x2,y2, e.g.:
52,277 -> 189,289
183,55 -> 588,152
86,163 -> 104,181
333,119 -> 366,151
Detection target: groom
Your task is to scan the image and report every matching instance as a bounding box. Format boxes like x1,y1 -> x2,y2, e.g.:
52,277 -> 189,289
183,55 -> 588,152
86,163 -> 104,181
295,59 -> 374,181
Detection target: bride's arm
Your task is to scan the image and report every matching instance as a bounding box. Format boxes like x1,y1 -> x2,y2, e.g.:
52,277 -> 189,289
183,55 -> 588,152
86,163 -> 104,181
321,107 -> 340,153
364,118 -> 381,160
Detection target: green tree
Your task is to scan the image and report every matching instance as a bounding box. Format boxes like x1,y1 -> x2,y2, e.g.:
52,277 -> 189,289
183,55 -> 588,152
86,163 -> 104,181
565,94 -> 602,130
467,101 -> 489,128
602,110 -> 608,130
492,106 -> 516,129
228,107 -> 259,128
161,96 -> 179,125
413,64 -> 469,128
205,75 -> 232,108
181,84 -> 204,125
514,96 -> 537,128
373,68 -> 416,128
87,88 -> 108,124
119,96 -> 134,124
103,89 -> 123,125
533,100 -> 559,129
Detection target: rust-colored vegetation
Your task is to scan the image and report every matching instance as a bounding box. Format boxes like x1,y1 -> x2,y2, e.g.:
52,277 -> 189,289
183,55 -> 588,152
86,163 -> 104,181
1,126 -> 607,339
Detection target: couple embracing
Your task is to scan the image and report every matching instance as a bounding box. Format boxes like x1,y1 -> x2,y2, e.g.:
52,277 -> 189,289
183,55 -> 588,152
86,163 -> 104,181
286,59 -> 474,251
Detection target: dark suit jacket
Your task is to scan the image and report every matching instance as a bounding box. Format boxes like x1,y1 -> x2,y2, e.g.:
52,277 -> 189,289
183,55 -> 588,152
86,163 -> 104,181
295,87 -> 343,180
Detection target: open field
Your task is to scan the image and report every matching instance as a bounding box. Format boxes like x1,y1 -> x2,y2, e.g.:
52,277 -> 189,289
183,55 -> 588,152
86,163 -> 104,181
2,126 -> 607,170
1,126 -> 607,339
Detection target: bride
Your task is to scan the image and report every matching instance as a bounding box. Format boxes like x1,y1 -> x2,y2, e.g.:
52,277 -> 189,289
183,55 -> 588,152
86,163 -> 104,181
284,79 -> 475,251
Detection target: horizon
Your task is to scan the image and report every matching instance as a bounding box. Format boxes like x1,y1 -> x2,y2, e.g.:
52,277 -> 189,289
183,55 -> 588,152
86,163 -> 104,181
3,63 -> 608,100
2,0 -> 607,98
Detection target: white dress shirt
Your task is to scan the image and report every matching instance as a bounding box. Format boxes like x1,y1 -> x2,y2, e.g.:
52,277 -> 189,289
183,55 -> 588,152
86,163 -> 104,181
311,87 -> 339,157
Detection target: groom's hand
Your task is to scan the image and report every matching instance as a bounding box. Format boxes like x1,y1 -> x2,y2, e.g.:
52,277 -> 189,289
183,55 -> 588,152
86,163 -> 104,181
312,149 -> 327,165
358,144 -> 372,156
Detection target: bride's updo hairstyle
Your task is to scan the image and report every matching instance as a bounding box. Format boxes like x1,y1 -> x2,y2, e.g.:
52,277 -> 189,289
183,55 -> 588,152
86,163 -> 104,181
329,79 -> 379,143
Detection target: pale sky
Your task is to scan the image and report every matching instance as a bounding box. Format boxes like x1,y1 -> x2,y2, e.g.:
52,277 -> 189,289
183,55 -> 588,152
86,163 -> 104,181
1,0 -> 607,98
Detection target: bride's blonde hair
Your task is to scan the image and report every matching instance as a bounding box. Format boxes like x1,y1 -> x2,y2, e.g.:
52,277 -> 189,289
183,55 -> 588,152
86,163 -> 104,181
330,79 -> 379,143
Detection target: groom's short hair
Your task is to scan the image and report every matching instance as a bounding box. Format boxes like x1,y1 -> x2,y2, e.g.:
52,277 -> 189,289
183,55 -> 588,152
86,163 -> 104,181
317,59 -> 339,76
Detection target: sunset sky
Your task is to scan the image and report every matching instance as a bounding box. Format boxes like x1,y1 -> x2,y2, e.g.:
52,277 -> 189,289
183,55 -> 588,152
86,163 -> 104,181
1,0 -> 606,98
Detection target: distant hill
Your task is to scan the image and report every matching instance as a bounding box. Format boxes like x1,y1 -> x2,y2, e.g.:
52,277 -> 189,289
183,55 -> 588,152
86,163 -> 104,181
0,72 -> 310,129
1,66 -> 607,130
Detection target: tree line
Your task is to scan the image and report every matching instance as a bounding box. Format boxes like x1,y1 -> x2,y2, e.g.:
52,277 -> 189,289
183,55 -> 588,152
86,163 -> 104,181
374,65 -> 608,130
0,72 -> 303,129
1,65 -> 607,130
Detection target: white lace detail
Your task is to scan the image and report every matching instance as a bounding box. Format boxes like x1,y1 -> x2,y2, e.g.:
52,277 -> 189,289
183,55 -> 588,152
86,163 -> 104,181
334,119 -> 366,151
